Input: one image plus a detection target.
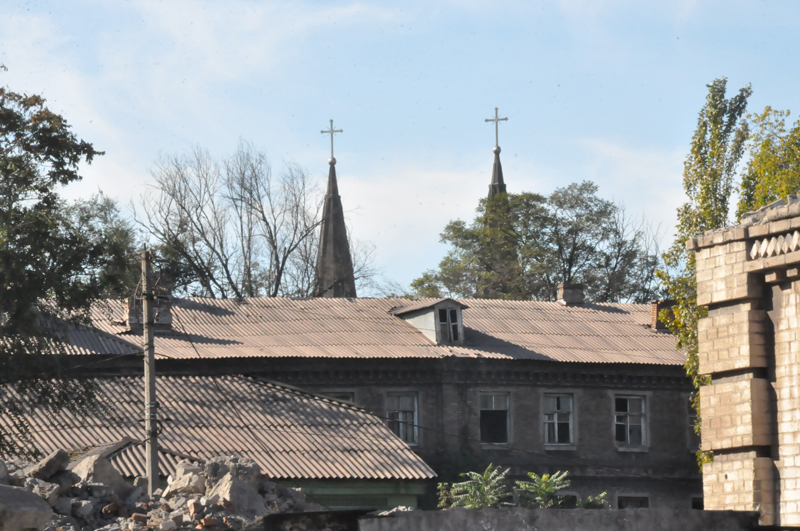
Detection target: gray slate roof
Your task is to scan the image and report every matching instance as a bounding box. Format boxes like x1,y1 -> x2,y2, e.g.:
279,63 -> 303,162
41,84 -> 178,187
75,297 -> 682,365
1,375 -> 435,480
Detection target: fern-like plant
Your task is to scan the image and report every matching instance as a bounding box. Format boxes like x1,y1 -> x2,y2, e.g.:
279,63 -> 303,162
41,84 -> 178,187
514,470 -> 572,509
448,463 -> 514,509
578,491 -> 609,509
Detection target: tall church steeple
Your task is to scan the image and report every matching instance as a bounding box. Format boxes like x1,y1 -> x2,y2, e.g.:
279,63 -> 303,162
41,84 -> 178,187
485,107 -> 508,198
315,120 -> 357,298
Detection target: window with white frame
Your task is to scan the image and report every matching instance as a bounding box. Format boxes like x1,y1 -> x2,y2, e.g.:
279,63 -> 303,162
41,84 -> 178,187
543,394 -> 573,445
480,393 -> 509,443
387,394 -> 417,445
438,308 -> 461,343
614,396 -> 646,447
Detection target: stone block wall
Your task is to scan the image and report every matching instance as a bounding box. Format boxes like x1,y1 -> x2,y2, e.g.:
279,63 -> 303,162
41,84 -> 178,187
689,199 -> 800,526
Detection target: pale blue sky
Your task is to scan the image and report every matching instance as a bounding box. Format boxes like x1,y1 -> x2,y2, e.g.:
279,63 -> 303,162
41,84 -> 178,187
2,0 -> 799,289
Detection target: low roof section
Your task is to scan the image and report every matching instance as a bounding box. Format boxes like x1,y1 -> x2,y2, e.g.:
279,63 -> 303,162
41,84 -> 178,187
80,297 -> 683,365
0,375 -> 435,481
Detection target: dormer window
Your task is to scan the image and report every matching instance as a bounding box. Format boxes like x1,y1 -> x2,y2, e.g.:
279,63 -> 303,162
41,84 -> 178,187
438,308 -> 460,342
389,298 -> 468,345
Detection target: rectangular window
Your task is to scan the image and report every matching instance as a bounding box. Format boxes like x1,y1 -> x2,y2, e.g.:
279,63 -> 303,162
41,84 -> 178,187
615,396 -> 646,447
480,393 -> 509,443
387,394 -> 417,445
437,308 -> 460,342
543,394 -> 573,445
617,496 -> 649,509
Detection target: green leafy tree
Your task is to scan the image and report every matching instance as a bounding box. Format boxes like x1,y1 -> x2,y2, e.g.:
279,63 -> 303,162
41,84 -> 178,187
737,107 -> 800,218
514,470 -> 572,509
412,182 -> 662,302
446,463 -> 514,509
0,84 -> 117,456
657,77 -> 752,466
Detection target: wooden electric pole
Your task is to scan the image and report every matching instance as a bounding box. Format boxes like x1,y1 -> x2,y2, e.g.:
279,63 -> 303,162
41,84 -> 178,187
142,249 -> 159,497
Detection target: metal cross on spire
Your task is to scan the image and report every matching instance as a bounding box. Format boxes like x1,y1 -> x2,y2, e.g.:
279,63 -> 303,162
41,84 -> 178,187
485,107 -> 508,148
321,119 -> 343,165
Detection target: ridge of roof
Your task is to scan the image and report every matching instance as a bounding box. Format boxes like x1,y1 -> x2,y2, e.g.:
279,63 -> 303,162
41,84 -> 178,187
388,298 -> 469,316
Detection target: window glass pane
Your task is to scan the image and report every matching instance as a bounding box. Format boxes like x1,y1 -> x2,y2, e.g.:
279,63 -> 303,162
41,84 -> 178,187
615,424 -> 627,442
397,396 -> 414,410
629,398 -> 643,412
438,309 -> 448,323
615,398 -> 628,412
562,396 -> 572,410
440,323 -> 449,341
480,394 -> 492,409
480,410 -> 508,443
629,424 -> 642,446
451,323 -> 459,341
387,396 -> 398,410
496,394 -> 509,410
557,422 -> 571,443
546,423 -> 556,444
449,309 -> 458,323
543,396 -> 557,411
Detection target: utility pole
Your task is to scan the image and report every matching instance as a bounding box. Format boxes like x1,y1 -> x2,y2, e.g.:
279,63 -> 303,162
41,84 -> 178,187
142,249 -> 159,497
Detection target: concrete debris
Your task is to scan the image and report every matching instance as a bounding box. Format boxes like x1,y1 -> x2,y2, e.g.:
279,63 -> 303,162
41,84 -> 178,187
26,450 -> 71,481
5,454 -> 325,531
72,455 -> 133,499
0,485 -> 54,531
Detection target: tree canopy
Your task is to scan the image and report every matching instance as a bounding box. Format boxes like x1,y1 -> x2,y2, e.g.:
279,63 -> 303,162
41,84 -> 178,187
411,181 -> 661,303
0,85 -> 127,456
657,77 -> 753,465
737,107 -> 800,218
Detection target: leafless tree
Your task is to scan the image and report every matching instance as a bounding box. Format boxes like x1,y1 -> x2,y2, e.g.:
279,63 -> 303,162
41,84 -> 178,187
136,141 -> 385,299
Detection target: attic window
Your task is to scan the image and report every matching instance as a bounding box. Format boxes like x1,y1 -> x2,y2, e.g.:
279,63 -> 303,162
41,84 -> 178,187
438,308 -> 460,342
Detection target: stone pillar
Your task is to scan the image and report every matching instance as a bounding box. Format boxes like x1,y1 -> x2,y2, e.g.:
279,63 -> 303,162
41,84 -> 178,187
689,199 -> 800,526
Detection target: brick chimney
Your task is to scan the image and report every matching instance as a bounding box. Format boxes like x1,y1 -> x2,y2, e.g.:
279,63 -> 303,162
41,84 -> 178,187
557,283 -> 584,306
651,299 -> 676,330
126,296 -> 142,332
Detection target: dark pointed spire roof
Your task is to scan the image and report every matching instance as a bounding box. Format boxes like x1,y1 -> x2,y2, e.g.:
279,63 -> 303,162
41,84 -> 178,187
488,145 -> 507,198
315,158 -> 357,298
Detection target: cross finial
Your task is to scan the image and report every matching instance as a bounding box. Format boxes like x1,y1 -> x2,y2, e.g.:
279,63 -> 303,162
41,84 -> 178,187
485,107 -> 508,149
321,119 -> 343,165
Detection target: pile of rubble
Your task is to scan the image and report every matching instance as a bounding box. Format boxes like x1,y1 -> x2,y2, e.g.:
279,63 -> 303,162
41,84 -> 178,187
2,449 -> 323,531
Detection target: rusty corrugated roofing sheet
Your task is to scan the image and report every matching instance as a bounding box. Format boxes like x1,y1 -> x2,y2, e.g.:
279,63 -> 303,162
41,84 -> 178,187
73,297 -> 682,365
0,376 -> 435,481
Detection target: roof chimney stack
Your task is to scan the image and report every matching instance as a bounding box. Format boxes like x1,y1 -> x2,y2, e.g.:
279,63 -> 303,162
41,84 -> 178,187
651,300 -> 676,330
557,283 -> 584,306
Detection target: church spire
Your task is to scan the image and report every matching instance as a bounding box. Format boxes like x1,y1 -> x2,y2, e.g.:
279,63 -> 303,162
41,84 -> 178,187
315,120 -> 357,298
485,107 -> 508,198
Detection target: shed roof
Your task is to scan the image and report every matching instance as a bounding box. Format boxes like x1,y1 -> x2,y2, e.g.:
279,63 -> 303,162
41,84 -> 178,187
78,297 -> 682,365
1,375 -> 435,481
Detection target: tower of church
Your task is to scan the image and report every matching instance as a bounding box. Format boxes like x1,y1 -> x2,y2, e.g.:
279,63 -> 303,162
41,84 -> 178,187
485,107 -> 508,198
315,120 -> 357,298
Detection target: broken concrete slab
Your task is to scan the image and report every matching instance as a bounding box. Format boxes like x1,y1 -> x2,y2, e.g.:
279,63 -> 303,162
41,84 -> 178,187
26,450 -> 70,481
71,455 -> 131,498
0,485 -> 54,531
207,473 -> 268,518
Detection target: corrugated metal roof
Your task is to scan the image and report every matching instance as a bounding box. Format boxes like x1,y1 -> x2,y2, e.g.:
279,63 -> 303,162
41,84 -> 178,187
0,376 -> 435,481
72,297 -> 682,365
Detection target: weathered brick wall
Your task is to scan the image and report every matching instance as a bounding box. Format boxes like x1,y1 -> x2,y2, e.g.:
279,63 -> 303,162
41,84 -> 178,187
689,200 -> 800,526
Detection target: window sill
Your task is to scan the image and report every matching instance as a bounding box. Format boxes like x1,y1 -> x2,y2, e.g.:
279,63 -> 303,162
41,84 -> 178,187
481,442 -> 511,451
544,444 -> 576,451
616,445 -> 649,453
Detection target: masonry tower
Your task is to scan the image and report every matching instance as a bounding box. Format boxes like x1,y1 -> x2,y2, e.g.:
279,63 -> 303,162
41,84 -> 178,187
315,120 -> 357,298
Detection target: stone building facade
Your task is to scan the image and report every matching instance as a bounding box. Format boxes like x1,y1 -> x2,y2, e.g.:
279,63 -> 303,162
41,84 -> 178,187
688,196 -> 800,526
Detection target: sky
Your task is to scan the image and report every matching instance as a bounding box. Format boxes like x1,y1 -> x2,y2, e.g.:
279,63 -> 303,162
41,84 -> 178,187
2,0 -> 800,290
